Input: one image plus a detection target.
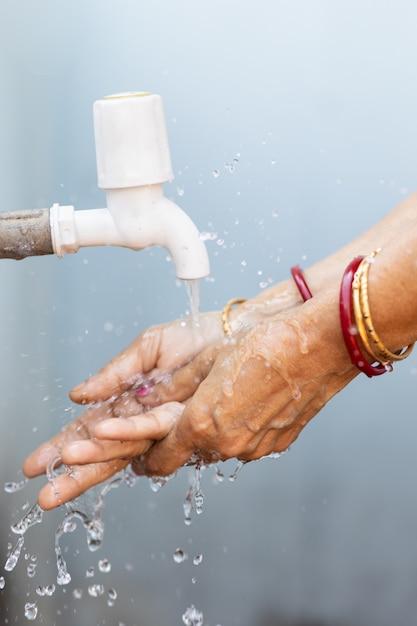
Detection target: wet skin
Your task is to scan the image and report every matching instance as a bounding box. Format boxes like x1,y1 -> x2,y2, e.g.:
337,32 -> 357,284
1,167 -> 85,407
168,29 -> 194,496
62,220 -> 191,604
23,194 -> 417,508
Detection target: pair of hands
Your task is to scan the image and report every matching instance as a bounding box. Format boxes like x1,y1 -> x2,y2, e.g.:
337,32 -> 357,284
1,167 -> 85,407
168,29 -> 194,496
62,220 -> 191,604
23,281 -> 356,510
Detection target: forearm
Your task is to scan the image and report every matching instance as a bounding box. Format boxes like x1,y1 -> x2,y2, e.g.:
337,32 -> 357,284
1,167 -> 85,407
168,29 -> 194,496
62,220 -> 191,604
301,221 -> 417,372
240,193 -> 417,317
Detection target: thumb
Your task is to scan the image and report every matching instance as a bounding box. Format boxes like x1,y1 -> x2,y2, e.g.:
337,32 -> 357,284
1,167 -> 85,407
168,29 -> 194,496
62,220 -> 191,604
70,328 -> 162,404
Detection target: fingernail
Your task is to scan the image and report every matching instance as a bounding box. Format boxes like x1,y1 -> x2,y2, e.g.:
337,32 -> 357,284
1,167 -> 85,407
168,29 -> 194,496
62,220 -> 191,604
136,383 -> 153,398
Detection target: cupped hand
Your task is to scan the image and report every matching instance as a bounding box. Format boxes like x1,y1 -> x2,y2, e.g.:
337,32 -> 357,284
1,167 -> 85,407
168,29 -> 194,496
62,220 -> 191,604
131,288 -> 358,476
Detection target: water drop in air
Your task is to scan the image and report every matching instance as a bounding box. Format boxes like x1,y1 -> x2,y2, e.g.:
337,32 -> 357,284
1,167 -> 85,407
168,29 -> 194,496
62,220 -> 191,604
24,603 -> 38,621
98,558 -> 111,573
173,548 -> 187,564
182,605 -> 203,626
88,584 -> 104,597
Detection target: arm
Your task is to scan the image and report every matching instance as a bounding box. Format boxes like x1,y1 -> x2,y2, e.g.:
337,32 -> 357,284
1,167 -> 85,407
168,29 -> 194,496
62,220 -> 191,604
138,219 -> 417,476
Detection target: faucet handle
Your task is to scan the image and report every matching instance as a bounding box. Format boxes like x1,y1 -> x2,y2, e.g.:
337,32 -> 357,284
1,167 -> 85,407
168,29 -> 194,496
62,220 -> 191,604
93,92 -> 174,190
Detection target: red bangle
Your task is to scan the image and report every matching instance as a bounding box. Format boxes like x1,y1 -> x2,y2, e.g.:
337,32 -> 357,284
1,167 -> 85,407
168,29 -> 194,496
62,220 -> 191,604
290,266 -> 313,302
339,257 -> 388,378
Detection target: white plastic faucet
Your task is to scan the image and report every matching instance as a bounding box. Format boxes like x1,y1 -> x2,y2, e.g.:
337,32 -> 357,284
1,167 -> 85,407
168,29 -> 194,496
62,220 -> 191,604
49,92 -> 210,280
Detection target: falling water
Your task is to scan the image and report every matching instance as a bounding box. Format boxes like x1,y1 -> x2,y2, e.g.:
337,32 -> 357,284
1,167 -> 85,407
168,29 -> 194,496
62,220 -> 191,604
11,503 -> 43,535
184,279 -> 200,325
4,536 -> 24,572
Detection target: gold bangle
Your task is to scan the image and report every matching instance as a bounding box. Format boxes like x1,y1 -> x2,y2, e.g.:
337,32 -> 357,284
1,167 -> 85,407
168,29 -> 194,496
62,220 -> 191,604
221,298 -> 247,337
352,257 -> 381,362
353,249 -> 414,363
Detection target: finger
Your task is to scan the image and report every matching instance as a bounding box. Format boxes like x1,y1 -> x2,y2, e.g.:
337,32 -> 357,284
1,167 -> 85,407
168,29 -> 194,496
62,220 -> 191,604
23,404 -> 114,478
142,416 -> 195,477
23,443 -> 63,479
139,345 -> 219,407
94,402 -> 184,441
61,438 -> 153,465
70,328 -> 163,404
38,459 -> 128,510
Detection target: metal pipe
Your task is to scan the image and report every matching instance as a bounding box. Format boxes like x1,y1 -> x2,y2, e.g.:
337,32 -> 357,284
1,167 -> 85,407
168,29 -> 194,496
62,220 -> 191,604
0,209 -> 53,260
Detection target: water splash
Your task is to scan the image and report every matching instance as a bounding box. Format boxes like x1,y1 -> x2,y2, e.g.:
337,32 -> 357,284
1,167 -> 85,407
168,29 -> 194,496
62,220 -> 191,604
88,583 -> 104,597
183,463 -> 205,525
4,478 -> 28,493
36,584 -> 55,597
182,605 -> 204,625
11,504 -> 43,535
229,461 -> 245,482
5,536 -> 25,572
24,602 -> 38,621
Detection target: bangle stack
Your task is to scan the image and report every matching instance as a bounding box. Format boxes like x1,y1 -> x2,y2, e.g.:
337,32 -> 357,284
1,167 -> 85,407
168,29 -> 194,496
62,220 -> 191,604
340,250 -> 414,377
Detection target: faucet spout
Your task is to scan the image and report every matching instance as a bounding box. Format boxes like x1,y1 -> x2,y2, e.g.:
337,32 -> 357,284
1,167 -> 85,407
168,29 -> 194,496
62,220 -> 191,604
49,185 -> 210,280
140,196 -> 210,280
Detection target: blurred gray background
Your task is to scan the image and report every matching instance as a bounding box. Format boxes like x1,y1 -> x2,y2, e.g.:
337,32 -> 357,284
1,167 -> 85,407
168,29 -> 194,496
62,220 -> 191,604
1,1 -> 417,624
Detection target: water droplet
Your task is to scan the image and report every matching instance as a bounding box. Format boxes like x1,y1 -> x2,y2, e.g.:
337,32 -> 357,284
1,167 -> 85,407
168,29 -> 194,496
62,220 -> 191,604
26,562 -> 37,578
24,602 -> 38,621
182,604 -> 203,626
45,584 -> 55,596
73,588 -> 83,599
4,478 -> 28,493
149,476 -> 168,493
229,461 -> 245,482
193,554 -> 203,566
173,548 -> 187,564
107,588 -> 118,606
86,566 -> 95,578
177,186 -> 185,197
104,321 -> 114,332
192,577 -> 197,584
199,231 -> 218,242
0,577 -> 5,590
98,558 -> 111,573
214,466 -> 224,483
212,169 -> 220,178
88,584 -> 104,598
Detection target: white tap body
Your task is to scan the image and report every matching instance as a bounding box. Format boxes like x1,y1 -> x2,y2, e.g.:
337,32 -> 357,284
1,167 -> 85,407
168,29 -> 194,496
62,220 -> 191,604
50,92 -> 210,280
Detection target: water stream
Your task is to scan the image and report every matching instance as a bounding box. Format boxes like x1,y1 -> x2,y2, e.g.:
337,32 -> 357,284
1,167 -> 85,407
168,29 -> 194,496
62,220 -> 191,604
1,281 -> 256,624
